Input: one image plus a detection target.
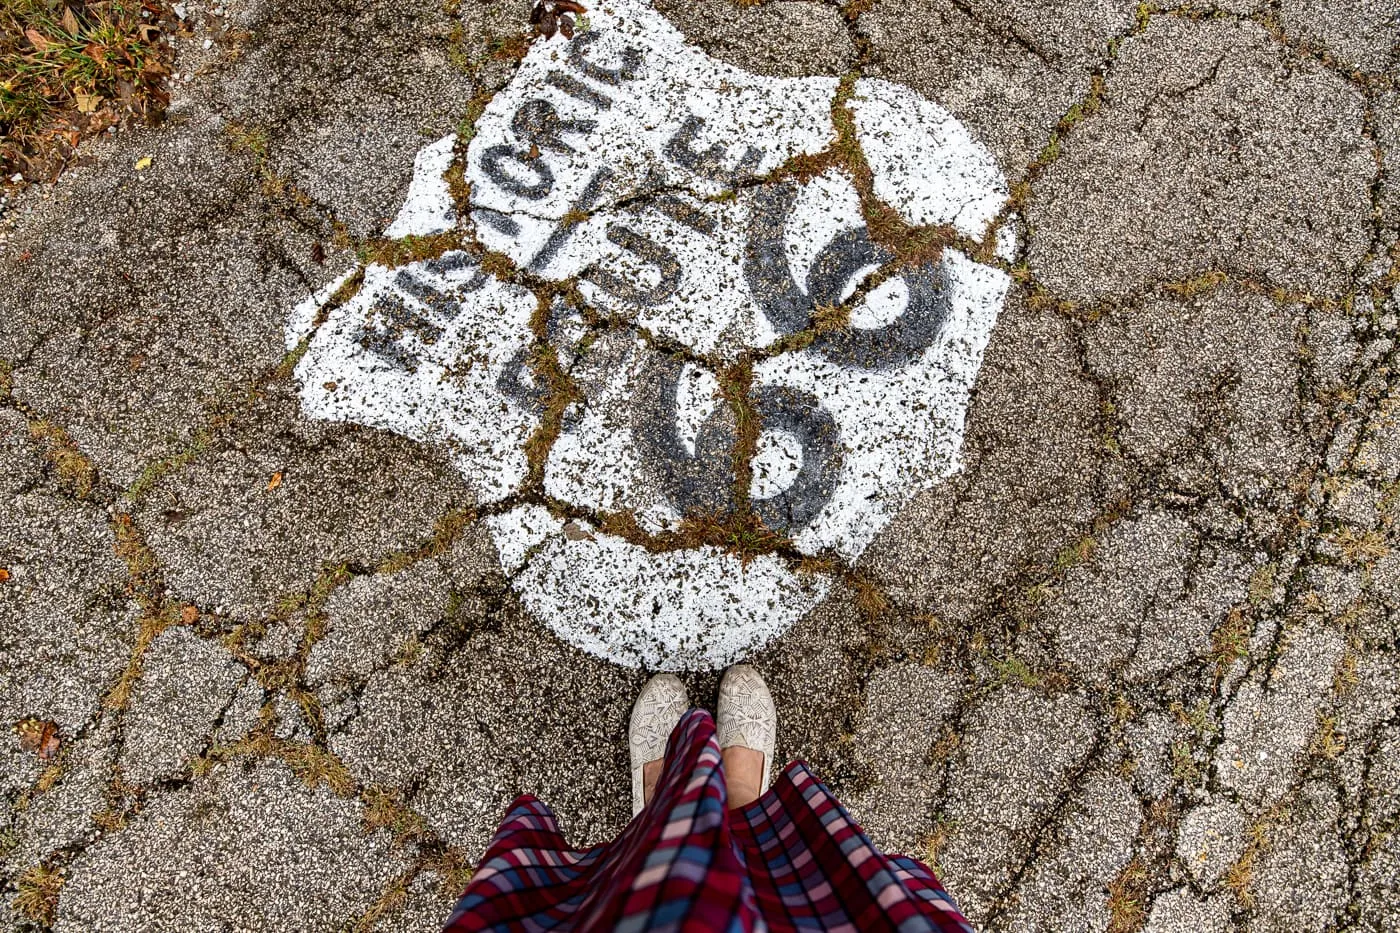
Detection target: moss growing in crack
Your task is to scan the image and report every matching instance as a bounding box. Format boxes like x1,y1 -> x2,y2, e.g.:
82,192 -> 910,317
1169,739 -> 1202,784
1246,563 -> 1275,607
290,563 -> 354,620
1309,713 -> 1346,759
433,846 -> 476,894
717,358 -> 758,507
1019,271 -> 1088,319
445,159 -> 472,217
351,870 -> 414,933
1171,698 -> 1217,739
989,652 -> 1043,688
106,516 -> 179,709
1100,399 -> 1121,455
1052,534 -> 1098,573
1223,813 -> 1278,910
27,420 -> 97,498
224,122 -> 319,208
559,207 -> 591,227
377,550 -> 418,575
767,146 -> 842,186
919,816 -> 955,877
487,31 -> 532,62
455,87 -> 498,145
796,555 -> 840,576
225,121 -> 271,159
254,658 -> 299,693
520,346 -> 582,488
361,231 -> 467,269
1161,269 -> 1229,299
124,428 -> 215,503
1333,527 -> 1389,564
826,74 -> 966,269
479,249 -> 519,281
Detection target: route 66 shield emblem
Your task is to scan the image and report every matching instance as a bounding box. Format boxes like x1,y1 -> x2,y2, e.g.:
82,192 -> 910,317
286,0 -> 1013,669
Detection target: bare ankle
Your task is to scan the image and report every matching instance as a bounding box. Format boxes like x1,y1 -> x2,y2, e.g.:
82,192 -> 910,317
723,745 -> 764,809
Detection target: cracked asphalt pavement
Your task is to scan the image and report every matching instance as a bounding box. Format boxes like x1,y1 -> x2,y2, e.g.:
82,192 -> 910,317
2,0 -> 1399,930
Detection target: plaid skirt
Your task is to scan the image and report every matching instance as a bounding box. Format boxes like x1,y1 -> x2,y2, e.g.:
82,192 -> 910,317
443,708 -> 972,932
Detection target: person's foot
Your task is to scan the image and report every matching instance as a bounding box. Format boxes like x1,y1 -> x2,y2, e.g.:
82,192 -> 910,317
629,673 -> 688,815
716,665 -> 776,810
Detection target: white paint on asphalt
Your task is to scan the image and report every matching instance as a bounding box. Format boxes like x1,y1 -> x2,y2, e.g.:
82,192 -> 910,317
288,0 -> 1011,669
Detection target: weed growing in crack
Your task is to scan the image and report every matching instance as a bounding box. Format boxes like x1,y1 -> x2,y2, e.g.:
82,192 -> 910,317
350,870 -> 414,933
1104,856 -> 1149,933
1309,713 -> 1347,760
361,785 -> 432,844
1223,813 -> 1279,909
13,862 -> 63,925
1332,527 -> 1389,564
919,816 -> 955,876
1209,607 -> 1250,679
675,510 -> 784,564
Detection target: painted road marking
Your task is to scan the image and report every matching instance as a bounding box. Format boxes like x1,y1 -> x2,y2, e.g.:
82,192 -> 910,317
286,0 -> 1013,669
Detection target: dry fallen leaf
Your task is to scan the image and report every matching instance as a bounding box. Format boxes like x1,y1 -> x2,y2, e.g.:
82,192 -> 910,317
322,381 -> 338,391
134,156 -> 153,171
15,718 -> 61,761
61,6 -> 80,35
266,471 -> 283,490
75,92 -> 103,114
25,28 -> 50,51
563,521 -> 596,541
0,568 -> 10,583
530,0 -> 585,39
180,605 -> 198,624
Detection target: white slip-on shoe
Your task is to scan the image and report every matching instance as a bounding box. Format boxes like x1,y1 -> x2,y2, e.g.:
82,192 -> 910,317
629,673 -> 689,816
716,664 -> 777,799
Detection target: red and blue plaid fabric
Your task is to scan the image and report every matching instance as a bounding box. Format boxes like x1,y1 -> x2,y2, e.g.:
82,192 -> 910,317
444,708 -> 972,932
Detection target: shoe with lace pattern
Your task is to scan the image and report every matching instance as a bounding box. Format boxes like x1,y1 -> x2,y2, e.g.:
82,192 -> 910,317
628,673 -> 689,815
716,664 -> 776,798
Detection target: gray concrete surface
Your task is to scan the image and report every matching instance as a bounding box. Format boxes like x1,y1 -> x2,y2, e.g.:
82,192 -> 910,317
2,0 -> 1399,930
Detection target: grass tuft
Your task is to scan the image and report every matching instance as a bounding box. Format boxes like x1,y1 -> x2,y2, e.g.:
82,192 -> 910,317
1,0 -> 171,181
1105,856 -> 1148,933
13,863 -> 63,924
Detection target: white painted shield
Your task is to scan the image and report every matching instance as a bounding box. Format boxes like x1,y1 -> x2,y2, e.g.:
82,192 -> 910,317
286,0 -> 1012,669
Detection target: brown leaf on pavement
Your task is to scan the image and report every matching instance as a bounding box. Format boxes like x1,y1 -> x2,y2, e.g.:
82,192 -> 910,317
266,471 -> 283,490
563,521 -> 596,541
15,718 -> 61,761
180,604 -> 198,624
